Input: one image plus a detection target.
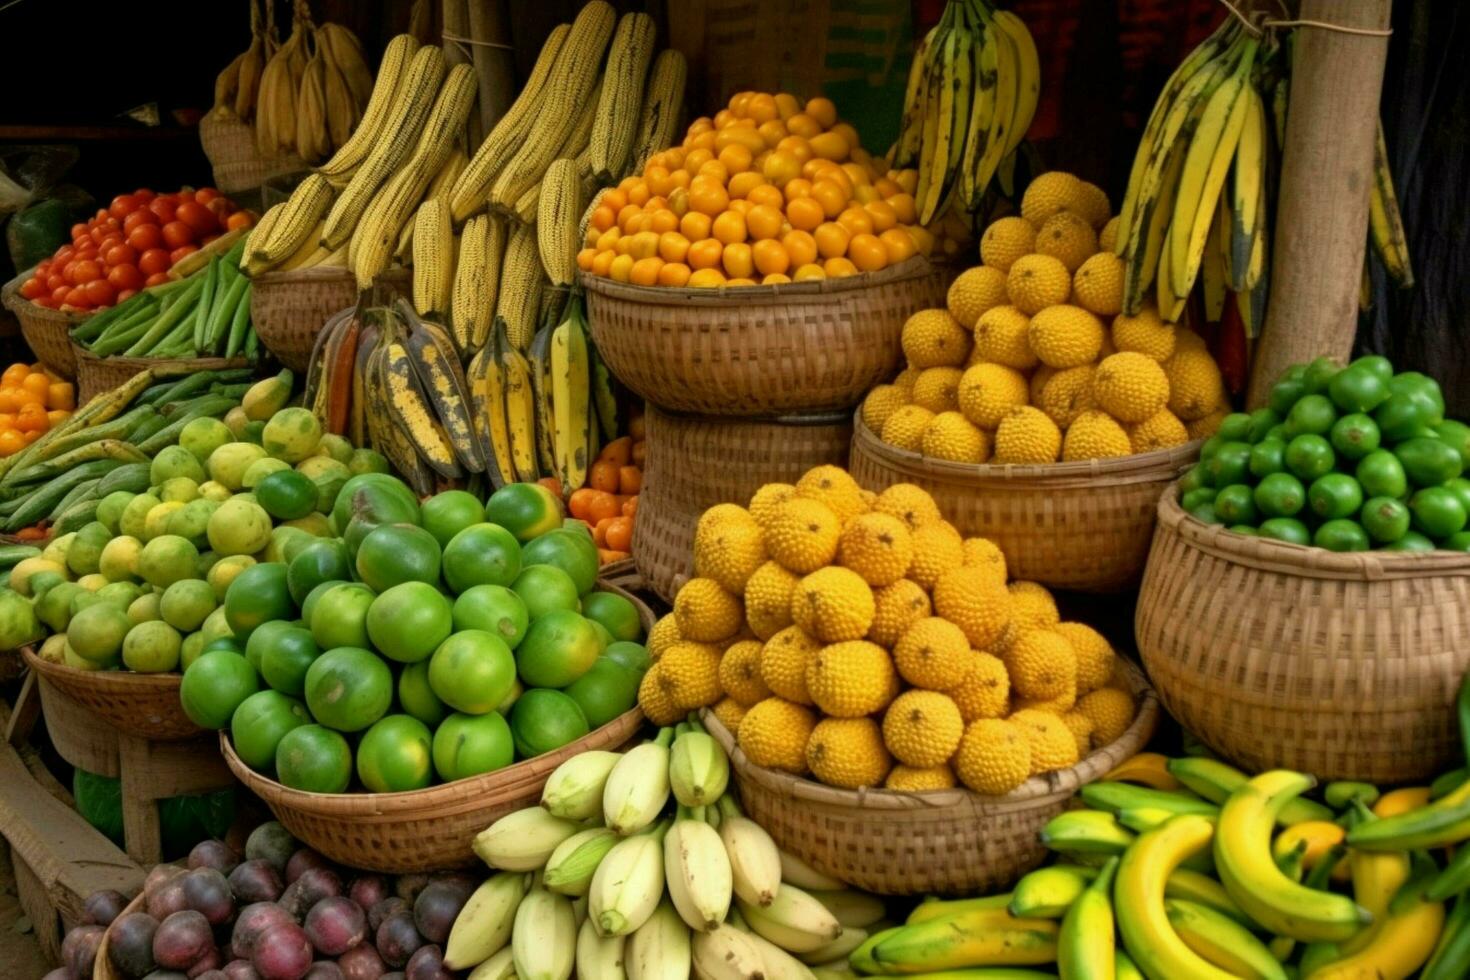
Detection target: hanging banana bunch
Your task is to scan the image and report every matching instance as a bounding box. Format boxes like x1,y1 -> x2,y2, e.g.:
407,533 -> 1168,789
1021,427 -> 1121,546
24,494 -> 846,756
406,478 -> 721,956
893,0 -> 1040,223
212,0 -> 267,121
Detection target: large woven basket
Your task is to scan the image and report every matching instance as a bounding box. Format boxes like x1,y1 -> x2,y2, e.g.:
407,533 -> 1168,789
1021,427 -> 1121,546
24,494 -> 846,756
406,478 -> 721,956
72,344 -> 253,405
1,270 -> 85,379
1137,486 -> 1470,782
251,267 -> 409,372
581,258 -> 946,416
634,404 -> 852,603
849,414 -> 1199,592
199,111 -> 305,195
20,646 -> 204,741
218,581 -> 656,872
705,660 -> 1159,896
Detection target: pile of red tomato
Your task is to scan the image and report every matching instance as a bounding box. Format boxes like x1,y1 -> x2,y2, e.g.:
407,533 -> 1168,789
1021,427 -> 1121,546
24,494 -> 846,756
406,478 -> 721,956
17,188 -> 255,312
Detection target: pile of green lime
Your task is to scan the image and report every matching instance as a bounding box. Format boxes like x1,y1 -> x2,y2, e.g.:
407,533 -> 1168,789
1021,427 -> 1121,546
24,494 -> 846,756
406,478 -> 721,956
1180,355 -> 1469,552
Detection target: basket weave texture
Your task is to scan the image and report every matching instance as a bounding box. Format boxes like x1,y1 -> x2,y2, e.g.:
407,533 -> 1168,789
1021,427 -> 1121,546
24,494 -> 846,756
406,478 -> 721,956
199,111 -> 305,194
1136,485 -> 1470,782
251,267 -> 408,372
848,413 -> 1199,592
581,258 -> 946,416
704,660 -> 1159,896
218,581 -> 656,872
72,344 -> 252,405
633,404 -> 852,603
21,646 -> 204,741
2,270 -> 85,379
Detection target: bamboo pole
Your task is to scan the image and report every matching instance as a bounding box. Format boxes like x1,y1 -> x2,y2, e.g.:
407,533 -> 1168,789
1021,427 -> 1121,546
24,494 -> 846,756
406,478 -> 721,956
1246,0 -> 1393,406
466,1 -> 515,136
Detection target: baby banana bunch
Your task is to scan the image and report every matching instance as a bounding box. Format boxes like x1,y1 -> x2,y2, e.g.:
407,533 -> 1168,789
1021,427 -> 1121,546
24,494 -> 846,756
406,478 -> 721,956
895,0 -> 1039,222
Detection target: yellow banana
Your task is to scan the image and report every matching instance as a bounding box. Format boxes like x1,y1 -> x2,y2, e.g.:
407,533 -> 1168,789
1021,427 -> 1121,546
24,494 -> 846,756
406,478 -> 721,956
992,10 -> 1039,157
1202,198 -> 1228,322
906,893 -> 1013,926
1009,865 -> 1095,919
1057,856 -> 1116,980
1102,753 -> 1182,792
1167,899 -> 1287,979
957,19 -> 996,211
1229,85 -> 1267,288
972,3 -> 1017,206
737,884 -> 843,954
1368,119 -> 1413,288
866,905 -> 1057,972
1304,863 -> 1443,979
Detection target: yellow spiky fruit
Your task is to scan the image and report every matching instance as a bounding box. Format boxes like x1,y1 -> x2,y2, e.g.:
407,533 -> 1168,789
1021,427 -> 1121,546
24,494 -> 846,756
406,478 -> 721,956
711,697 -> 748,733
764,497 -> 842,573
1164,347 -> 1227,422
1003,629 -> 1077,702
1098,215 -> 1121,252
639,664 -> 685,724
1006,254 -> 1072,315
1186,407 -> 1230,440
657,641 -> 725,710
931,565 -> 1012,650
867,578 -> 932,648
955,718 -> 1031,795
749,483 -> 798,525
1038,365 -> 1098,429
1174,327 -> 1207,352
881,404 -> 936,451
979,216 -> 1037,273
922,412 -> 991,463
1009,708 -> 1080,774
807,640 -> 899,717
1075,181 -> 1111,230
906,523 -> 965,590
1020,171 -> 1085,227
1111,304 -> 1176,362
993,406 -> 1062,464
647,615 -> 681,661
1092,352 -> 1170,424
972,306 -> 1038,370
885,763 -> 957,791
862,384 -> 908,434
1035,212 -> 1097,273
901,309 -> 971,368
961,537 -> 1007,584
947,265 -> 1010,328
791,567 -> 876,643
911,367 -> 965,414
892,367 -> 920,395
795,465 -> 868,524
838,512 -> 914,587
719,640 -> 772,707
958,362 -> 1030,430
806,717 -> 892,789
694,519 -> 767,594
1072,252 -> 1124,317
1028,305 -> 1105,369
760,625 -> 820,705
893,616 -> 972,690
1077,687 -> 1135,746
673,579 -> 744,642
1029,364 -> 1056,402
882,690 -> 964,768
872,483 -> 943,532
1007,581 -> 1060,632
701,502 -> 759,531
744,560 -> 800,640
1062,409 -> 1134,461
739,697 -> 817,773
1128,408 -> 1189,454
1014,681 -> 1078,715
949,652 -> 1011,721
1060,710 -> 1095,757
1054,622 -> 1115,694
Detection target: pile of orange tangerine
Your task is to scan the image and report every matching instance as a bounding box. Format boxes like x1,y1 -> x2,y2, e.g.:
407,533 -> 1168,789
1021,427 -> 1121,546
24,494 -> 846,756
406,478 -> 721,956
578,91 -> 936,288
0,362 -> 75,456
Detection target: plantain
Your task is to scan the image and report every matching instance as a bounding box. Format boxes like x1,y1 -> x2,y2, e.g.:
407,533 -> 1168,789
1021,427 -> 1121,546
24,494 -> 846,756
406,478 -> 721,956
494,319 -> 540,483
549,297 -> 592,494
402,303 -> 486,473
369,335 -> 437,494
381,319 -> 463,480
465,344 -> 509,488
350,319 -> 379,448
527,321 -> 558,478
586,334 -> 620,444
473,323 -> 515,487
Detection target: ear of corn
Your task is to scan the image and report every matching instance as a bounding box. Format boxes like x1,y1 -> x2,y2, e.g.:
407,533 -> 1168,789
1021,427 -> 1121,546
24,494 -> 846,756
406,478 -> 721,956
248,173 -> 335,269
510,76 -> 604,224
411,199 -> 455,318
496,221 -> 546,352
589,12 -> 657,183
449,214 -> 489,355
316,33 -> 419,180
397,143 -> 469,260
538,159 -> 583,287
632,49 -> 688,173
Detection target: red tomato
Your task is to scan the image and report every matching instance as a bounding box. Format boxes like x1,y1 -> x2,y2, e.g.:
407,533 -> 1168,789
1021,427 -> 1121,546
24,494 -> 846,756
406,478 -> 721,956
115,288 -> 138,303
108,194 -> 138,220
104,243 -> 138,267
174,189 -> 196,203
45,273 -> 66,293
206,197 -> 232,220
54,245 -> 75,265
64,286 -> 90,308
35,259 -> 50,276
49,284 -> 71,305
169,244 -> 198,264
133,188 -> 155,203
94,208 -> 109,223
107,264 -> 143,291
82,279 -> 116,307
225,211 -> 255,231
161,221 -> 194,249
61,261 -> 80,285
123,209 -> 158,234
176,201 -> 218,236
71,259 -> 101,285
19,278 -> 44,300
127,224 -> 163,252
143,271 -> 170,288
148,198 -> 176,223
138,248 -> 170,276
98,235 -> 124,257
194,187 -> 220,204
69,222 -> 88,241
31,295 -> 55,309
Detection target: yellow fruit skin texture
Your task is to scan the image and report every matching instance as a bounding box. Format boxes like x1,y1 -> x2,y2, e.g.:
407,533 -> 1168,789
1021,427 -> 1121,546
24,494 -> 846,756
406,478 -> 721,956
744,560 -> 800,640
764,497 -> 842,574
1007,581 -> 1060,631
867,579 -> 932,648
658,641 -> 725,710
1060,710 -> 1095,757
647,615 -> 682,661
1062,410 -> 1133,462
1055,621 -> 1115,694
958,363 -> 1030,430
1111,305 -> 1176,362
791,566 -> 876,643
1038,366 -> 1097,429
1020,171 -> 1085,227
694,519 -> 767,594
806,640 -> 898,717
1164,347 -> 1227,421
956,718 -> 1031,795
885,764 -> 956,791
893,616 -> 973,691
1077,687 -> 1135,746
905,523 -> 965,590
901,309 -> 972,368
807,717 -> 892,789
972,306 -> 1038,370
932,565 -> 1012,650
795,465 -> 868,524
993,406 -> 1062,464
760,625 -> 821,705
838,512 -> 914,587
872,483 -> 942,531
911,367 -> 965,414
1006,253 -> 1072,316
1034,211 -> 1097,272
882,690 -> 965,768
1098,215 -> 1120,252
674,578 -> 745,642
922,412 -> 991,463
748,483 -> 797,526
949,652 -> 1011,721
862,385 -> 907,433
1187,408 -> 1229,441
961,537 -> 1008,584
1127,409 -> 1189,454
712,697 -> 748,733
1003,629 -> 1077,701
639,664 -> 684,724
980,216 -> 1037,273
881,404 -> 936,452
947,265 -> 1010,328
1010,708 -> 1080,774
719,639 -> 772,706
1072,252 -> 1124,317
1027,305 -> 1104,369
1092,351 -> 1170,424
739,697 -> 818,774
1074,181 -> 1112,229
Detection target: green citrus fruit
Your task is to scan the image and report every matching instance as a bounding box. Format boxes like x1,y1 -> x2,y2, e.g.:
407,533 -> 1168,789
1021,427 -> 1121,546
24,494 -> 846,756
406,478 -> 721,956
262,407 -> 323,463
96,491 -> 136,534
143,502 -> 186,541
287,540 -> 352,607
67,602 -> 132,662
207,554 -> 256,600
398,660 -> 448,727
151,445 -> 206,486
330,474 -> 420,537
160,579 -> 218,632
179,631 -> 207,671
167,498 -> 220,547
604,641 -> 651,675
259,626 -> 321,698
580,591 -> 643,643
485,483 -> 563,543
304,646 -> 393,732
431,711 -> 515,781
562,658 -> 639,728
256,469 -> 319,521
1357,450 -> 1409,499
516,610 -> 601,688
296,456 -> 351,513
179,416 -> 233,463
347,448 -> 390,476
365,582 -> 453,663
309,582 -> 374,650
428,630 -> 516,715
207,442 -> 268,491
180,650 -> 260,729
511,565 -> 580,621
355,524 -> 441,592
98,536 -> 142,583
224,562 -> 294,643
357,714 -> 434,792
207,498 -> 274,557
521,529 -> 599,596
274,724 -> 352,792
158,476 -> 200,505
421,490 -> 487,549
125,591 -> 160,628
230,690 -> 309,771
1361,496 -> 1411,544
508,689 -> 589,759
440,523 -> 521,595
122,621 -> 182,673
245,620 -> 295,672
452,584 -> 530,648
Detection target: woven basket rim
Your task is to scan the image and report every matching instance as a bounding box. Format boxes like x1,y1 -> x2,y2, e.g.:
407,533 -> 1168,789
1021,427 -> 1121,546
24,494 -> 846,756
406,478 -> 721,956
1158,483 -> 1470,580
580,254 -> 936,306
704,659 -> 1159,811
70,340 -> 253,372
2,268 -> 94,325
654,407 -> 855,427
853,412 -> 1201,488
21,644 -> 185,694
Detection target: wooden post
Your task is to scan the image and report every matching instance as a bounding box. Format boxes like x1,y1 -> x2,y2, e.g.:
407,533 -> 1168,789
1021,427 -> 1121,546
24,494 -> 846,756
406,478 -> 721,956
1245,0 -> 1393,407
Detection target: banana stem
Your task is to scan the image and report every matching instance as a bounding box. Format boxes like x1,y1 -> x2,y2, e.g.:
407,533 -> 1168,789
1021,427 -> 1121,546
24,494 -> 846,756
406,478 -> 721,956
654,727 -> 676,748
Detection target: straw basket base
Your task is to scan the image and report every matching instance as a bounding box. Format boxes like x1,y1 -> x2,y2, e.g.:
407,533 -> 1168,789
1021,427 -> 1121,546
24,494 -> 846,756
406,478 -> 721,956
3,271 -> 84,379
849,413 -> 1198,592
72,346 -> 252,405
251,267 -> 409,372
1136,486 -> 1470,782
705,661 -> 1159,896
199,111 -> 305,195
633,405 -> 852,603
22,646 -> 204,740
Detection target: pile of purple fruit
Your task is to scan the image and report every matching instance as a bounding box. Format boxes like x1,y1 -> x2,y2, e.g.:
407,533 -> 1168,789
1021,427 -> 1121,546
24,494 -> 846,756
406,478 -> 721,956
49,822 -> 476,980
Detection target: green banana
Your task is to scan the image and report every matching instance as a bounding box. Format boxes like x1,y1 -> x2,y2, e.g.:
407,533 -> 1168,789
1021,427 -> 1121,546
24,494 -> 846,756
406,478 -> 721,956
1424,891 -> 1470,980
1167,756 -> 1333,825
1078,781 -> 1218,818
1165,898 -> 1286,980
1347,777 -> 1470,851
1039,809 -> 1136,855
1056,856 -> 1115,980
1009,865 -> 1095,919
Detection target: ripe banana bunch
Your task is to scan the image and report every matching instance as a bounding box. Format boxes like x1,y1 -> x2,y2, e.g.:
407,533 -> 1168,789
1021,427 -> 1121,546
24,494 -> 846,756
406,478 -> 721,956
895,0 -> 1039,222
213,0 -> 270,121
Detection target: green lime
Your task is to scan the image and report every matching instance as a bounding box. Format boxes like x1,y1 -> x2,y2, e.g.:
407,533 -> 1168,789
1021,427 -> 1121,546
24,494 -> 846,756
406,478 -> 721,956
1440,531 -> 1470,552
366,582 -> 453,663
1301,357 -> 1340,395
1264,423 -> 1289,443
180,650 -> 260,729
420,491 -> 487,549
287,539 -> 352,607
309,582 -> 374,650
1216,413 -> 1253,443
1285,394 -> 1337,437
207,554 -> 256,600
357,714 -> 434,792
230,690 -> 309,771
1357,450 -> 1408,499
522,528 -> 599,596
150,444 -> 206,486
1313,519 -> 1370,552
96,491 -> 136,534
452,584 -> 530,648
563,658 -> 638,728
224,562 -> 294,644
508,689 -> 589,759
1284,435 -> 1335,482
242,457 -> 291,490
512,565 -> 581,620
1246,408 -> 1281,444
1268,372 -> 1306,416
1385,530 -> 1435,552
259,626 -> 321,697
516,610 -> 602,688
356,523 -> 442,591
330,473 -> 420,537
36,583 -> 82,633
122,621 -> 182,673
428,630 -> 517,715
485,483 -> 564,543
1188,502 -> 1220,525
255,470 -> 319,521
297,456 -> 350,514
399,660 -> 447,727
1249,439 -> 1286,479
67,603 -> 132,662
1308,474 -> 1364,521
1329,413 -> 1381,461
180,631 -> 207,671
262,407 -> 323,463
202,636 -> 243,656
1212,485 -> 1257,526
1395,437 -> 1463,488
1207,442 -> 1253,488
304,646 -> 393,732
1444,478 -> 1470,515
1199,436 -> 1223,463
1410,487 -> 1468,538
1179,486 -> 1215,512
1178,463 -> 1209,493
442,523 -> 523,594
1254,473 -> 1306,519
580,591 -> 644,643
244,620 -> 294,672
1389,371 -> 1446,418
274,724 -> 352,793
160,579 -> 218,633
1351,355 -> 1394,382
1435,421 -> 1470,461
433,711 -> 515,780
1258,517 -> 1311,546
1327,365 -> 1390,414
118,493 -> 161,540
1361,496 -> 1410,544
179,416 -> 233,463
138,535 -> 200,590
604,641 -> 651,675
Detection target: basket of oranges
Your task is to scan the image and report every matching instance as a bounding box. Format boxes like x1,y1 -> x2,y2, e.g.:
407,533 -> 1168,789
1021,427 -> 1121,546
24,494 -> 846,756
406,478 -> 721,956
1,271 -> 88,380
579,91 -> 947,417
0,361 -> 76,463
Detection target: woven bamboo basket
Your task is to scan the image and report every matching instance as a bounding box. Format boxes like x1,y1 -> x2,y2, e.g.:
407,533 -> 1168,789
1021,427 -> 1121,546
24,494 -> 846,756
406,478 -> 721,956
704,660 -> 1159,895
199,111 -> 305,195
251,267 -> 409,372
1137,485 -> 1470,782
849,413 -> 1199,592
581,257 -> 946,416
20,646 -> 204,741
1,270 -> 85,379
217,581 -> 656,871
72,344 -> 253,405
634,404 -> 853,603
